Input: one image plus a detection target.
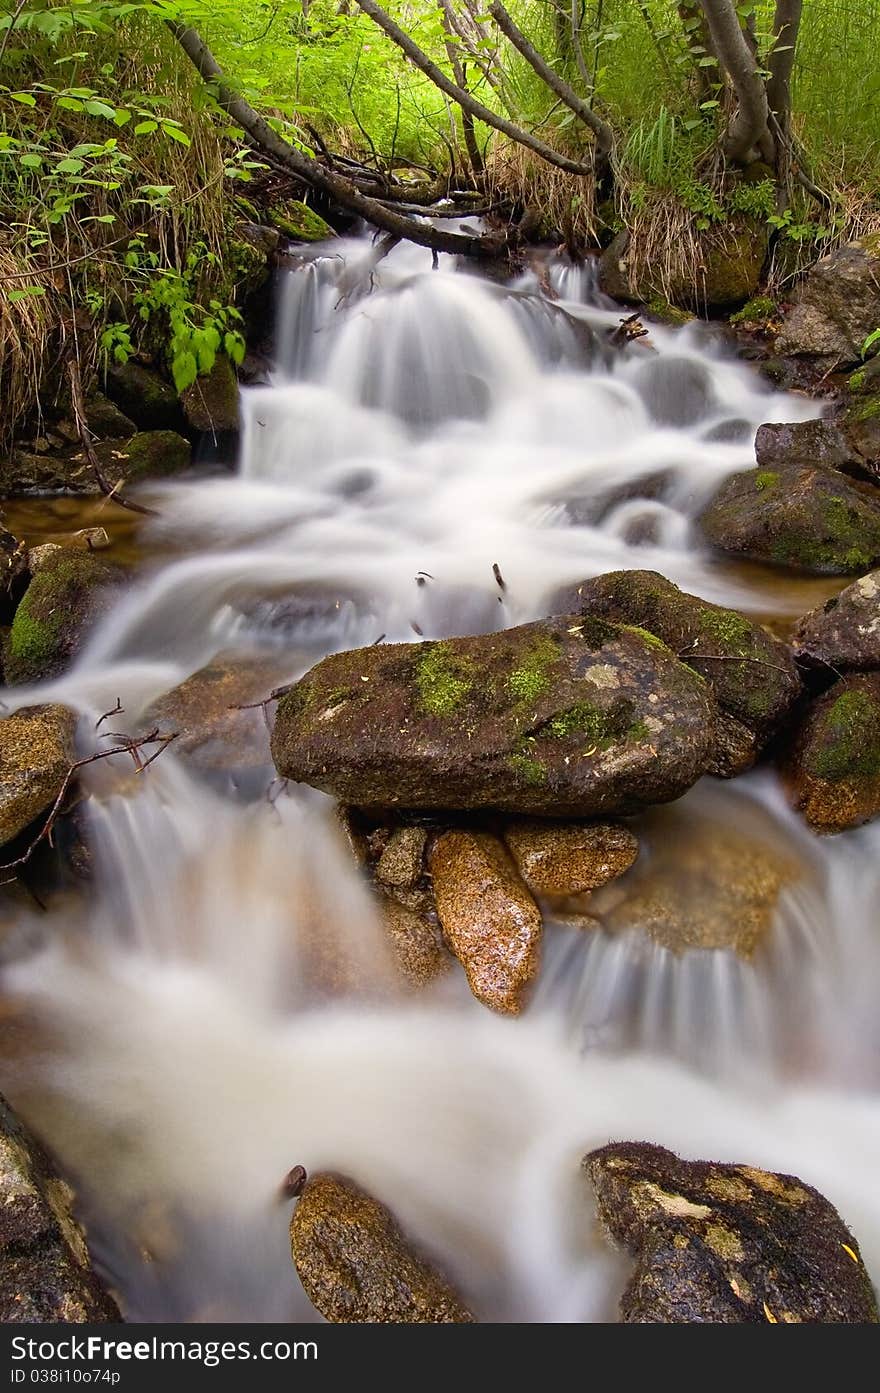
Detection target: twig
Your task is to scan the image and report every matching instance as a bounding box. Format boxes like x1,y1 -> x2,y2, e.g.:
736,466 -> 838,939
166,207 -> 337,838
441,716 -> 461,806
679,648 -> 796,679
492,562 -> 506,591
0,728 -> 177,882
95,698 -> 124,731
228,682 -> 296,713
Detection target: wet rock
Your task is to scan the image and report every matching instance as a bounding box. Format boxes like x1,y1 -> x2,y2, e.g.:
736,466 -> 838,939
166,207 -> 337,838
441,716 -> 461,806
504,819 -> 637,897
105,361 -> 185,433
2,550 -> 118,685
95,430 -> 191,483
794,570 -> 880,672
375,826 -> 428,889
775,237 -> 880,367
566,571 -> 802,746
0,449 -> 96,496
0,705 -> 76,847
705,711 -> 760,778
83,391 -> 136,440
699,463 -> 880,574
233,221 -> 280,260
0,1093 -> 119,1322
599,223 -> 766,312
585,1141 -> 879,1324
755,419 -> 862,475
842,390 -> 880,478
271,618 -> 717,817
181,356 -> 240,435
290,1172 -> 474,1323
379,889 -> 451,987
269,199 -> 335,243
601,813 -> 794,957
631,357 -> 718,428
0,522 -> 27,623
141,654 -> 293,769
428,830 -> 542,1014
784,673 -> 880,832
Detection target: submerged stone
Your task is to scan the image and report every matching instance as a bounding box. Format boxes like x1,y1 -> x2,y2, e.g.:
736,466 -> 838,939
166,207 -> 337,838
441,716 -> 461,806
585,1141 -> 879,1324
503,819 -> 638,898
564,570 -> 802,744
784,672 -> 880,832
0,1093 -> 119,1322
0,705 -> 76,848
141,653 -> 293,769
429,830 -> 542,1014
793,570 -> 880,672
699,463 -> 880,575
290,1172 -> 474,1323
270,618 -> 716,817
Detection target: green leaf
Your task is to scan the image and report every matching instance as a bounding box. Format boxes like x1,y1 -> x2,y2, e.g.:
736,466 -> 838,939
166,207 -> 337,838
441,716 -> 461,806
10,92 -> 37,107
133,119 -> 158,135
84,99 -> 117,120
114,108 -> 132,126
162,123 -> 191,147
7,285 -> 46,303
55,157 -> 85,174
172,350 -> 198,393
18,153 -> 43,168
56,96 -> 84,111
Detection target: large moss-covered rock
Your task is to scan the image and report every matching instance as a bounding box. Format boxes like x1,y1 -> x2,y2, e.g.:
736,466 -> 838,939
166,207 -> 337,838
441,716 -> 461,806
563,572 -> 802,755
794,570 -> 880,672
105,361 -> 185,433
269,199 -> 335,244
599,222 -> 766,311
96,430 -> 191,483
503,819 -> 638,898
271,618 -> 716,816
429,830 -> 542,1014
2,550 -> 117,685
585,1141 -> 878,1324
784,673 -> 880,832
181,357 -> 239,435
699,463 -> 880,574
0,705 -> 76,847
290,1172 -> 474,1323
0,1093 -> 119,1322
775,237 -> 880,367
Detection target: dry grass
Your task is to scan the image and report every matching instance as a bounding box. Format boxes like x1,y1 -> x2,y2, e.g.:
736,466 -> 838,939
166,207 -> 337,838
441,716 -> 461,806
484,137 -> 598,251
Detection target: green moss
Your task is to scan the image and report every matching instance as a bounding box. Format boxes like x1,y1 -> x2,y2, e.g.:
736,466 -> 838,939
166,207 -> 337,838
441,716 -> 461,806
8,603 -> 59,662
506,635 -> 561,704
700,608 -> 752,649
627,718 -> 651,742
646,297 -> 693,327
622,624 -> 668,652
729,296 -> 776,326
571,615 -> 619,650
844,395 -> 880,425
848,369 -> 867,393
415,642 -> 473,718
808,690 -> 880,781
508,751 -> 547,785
269,200 -> 334,243
755,471 -> 779,493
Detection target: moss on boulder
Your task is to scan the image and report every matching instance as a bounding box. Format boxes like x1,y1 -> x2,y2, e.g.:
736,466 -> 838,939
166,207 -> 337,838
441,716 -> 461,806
105,361 -> 185,433
270,617 -> 717,816
2,550 -> 118,685
269,199 -> 335,243
181,356 -> 239,435
586,1141 -> 879,1323
699,463 -> 880,574
562,570 -> 802,753
0,704 -> 76,847
784,672 -> 880,832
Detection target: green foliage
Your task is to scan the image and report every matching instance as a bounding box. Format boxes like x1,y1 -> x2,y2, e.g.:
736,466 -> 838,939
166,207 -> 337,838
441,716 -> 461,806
862,329 -> 880,359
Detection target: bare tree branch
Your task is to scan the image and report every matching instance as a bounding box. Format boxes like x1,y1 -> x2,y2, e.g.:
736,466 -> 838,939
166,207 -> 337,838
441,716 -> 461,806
766,0 -> 802,133
488,1 -> 613,157
353,0 -> 593,176
698,0 -> 775,164
168,21 -> 505,259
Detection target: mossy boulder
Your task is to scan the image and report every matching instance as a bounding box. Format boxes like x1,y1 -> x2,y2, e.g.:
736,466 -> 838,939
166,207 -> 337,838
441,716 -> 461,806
775,238 -> 880,367
699,463 -> 880,574
2,550 -> 118,685
290,1172 -> 474,1323
0,705 -> 76,847
561,571 -> 802,759
0,449 -> 96,496
599,222 -> 766,312
269,199 -> 335,244
105,361 -> 185,433
0,1092 -> 119,1322
428,830 -> 542,1014
784,673 -> 880,832
94,430 -> 191,484
794,570 -> 880,672
585,1141 -> 879,1323
270,618 -> 717,816
181,356 -> 239,435
755,419 -> 861,474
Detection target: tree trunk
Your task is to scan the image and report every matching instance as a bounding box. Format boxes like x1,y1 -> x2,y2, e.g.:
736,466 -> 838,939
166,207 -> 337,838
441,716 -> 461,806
766,0 -> 802,133
698,0 -> 775,165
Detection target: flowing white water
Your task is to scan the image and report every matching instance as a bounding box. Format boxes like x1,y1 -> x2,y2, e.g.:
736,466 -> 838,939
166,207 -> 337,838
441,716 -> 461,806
2,232 -> 879,1321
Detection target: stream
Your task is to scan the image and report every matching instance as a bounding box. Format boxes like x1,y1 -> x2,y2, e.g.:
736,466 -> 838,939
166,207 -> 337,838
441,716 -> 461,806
2,232 -> 879,1323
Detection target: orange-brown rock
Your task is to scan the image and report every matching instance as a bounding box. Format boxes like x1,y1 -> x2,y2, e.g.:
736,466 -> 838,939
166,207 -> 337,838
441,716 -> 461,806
504,819 -> 637,898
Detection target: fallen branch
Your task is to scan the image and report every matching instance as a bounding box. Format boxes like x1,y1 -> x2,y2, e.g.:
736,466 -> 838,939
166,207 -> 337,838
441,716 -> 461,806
0,727 -> 178,883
